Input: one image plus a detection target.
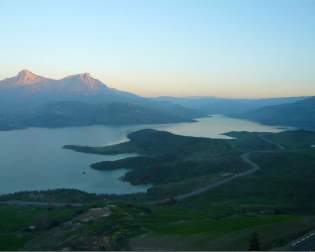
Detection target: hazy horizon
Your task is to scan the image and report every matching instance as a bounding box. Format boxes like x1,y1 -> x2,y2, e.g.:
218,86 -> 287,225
1,69 -> 311,99
1,0 -> 314,98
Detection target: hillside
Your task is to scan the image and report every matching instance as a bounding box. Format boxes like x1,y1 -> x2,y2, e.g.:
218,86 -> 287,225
63,129 -> 273,187
0,70 -> 202,129
239,96 -> 315,129
156,96 -> 307,115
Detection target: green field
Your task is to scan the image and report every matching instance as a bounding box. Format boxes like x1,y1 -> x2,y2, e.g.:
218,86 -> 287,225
0,205 -> 80,250
131,206 -> 313,250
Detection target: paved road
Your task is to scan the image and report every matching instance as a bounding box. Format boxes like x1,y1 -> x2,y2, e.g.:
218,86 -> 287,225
174,151 -> 261,201
289,230 -> 315,251
0,200 -> 84,208
150,134 -> 286,204
258,134 -> 286,150
149,151 -> 263,205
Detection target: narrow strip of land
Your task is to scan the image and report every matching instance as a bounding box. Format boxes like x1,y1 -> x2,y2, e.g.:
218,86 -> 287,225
0,200 -> 84,208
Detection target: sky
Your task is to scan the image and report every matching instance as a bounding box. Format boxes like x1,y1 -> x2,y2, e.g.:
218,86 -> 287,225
0,0 -> 314,98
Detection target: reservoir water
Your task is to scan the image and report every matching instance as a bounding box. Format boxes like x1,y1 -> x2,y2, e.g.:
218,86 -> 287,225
0,116 -> 285,195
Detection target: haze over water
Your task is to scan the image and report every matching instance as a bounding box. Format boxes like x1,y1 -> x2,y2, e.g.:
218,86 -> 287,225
0,116 -> 284,195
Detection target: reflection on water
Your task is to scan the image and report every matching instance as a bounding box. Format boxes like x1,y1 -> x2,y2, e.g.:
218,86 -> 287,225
0,115 -> 284,195
154,115 -> 286,138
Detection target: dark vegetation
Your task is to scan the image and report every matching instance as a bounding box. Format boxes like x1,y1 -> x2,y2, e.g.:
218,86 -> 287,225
264,130 -> 315,149
0,189 -> 103,204
248,232 -> 261,251
64,129 -> 248,194
65,129 -> 232,156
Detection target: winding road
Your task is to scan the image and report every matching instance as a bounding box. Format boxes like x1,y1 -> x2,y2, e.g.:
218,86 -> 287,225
258,134 -> 286,150
174,151 -> 261,202
150,134 -> 284,204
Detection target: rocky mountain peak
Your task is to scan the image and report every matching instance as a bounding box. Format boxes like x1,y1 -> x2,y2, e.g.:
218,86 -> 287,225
15,69 -> 49,85
63,72 -> 107,90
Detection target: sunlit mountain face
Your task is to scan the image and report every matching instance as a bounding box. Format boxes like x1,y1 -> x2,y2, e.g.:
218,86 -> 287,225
0,69 -> 142,103
2,69 -> 50,85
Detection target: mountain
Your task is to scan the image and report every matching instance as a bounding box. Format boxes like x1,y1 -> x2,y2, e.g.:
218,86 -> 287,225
0,69 -> 50,86
239,96 -> 315,129
0,70 -> 143,106
0,70 -> 202,130
155,96 -> 308,115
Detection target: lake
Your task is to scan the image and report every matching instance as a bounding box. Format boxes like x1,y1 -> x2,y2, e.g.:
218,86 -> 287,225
0,115 -> 286,195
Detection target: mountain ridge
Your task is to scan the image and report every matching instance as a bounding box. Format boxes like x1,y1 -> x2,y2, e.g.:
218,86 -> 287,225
0,69 -> 143,103
0,69 -> 51,86
238,96 -> 315,129
1,69 -> 313,130
0,70 -> 202,130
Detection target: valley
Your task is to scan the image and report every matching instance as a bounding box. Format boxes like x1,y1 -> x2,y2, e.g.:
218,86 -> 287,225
1,128 -> 315,250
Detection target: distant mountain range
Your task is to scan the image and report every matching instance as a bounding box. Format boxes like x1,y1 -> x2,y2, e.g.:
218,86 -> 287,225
238,96 -> 315,130
0,70 -> 144,108
156,95 -> 315,129
0,70 -> 313,130
155,96 -> 308,115
0,70 -> 201,130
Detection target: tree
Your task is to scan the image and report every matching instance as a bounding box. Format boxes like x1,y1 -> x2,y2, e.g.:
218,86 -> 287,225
248,231 -> 261,251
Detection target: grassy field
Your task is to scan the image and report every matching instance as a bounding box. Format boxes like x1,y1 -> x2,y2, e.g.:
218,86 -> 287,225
0,205 -> 80,250
131,206 -> 314,250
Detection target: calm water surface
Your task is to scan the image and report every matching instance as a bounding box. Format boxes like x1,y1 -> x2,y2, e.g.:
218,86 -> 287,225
0,116 -> 286,195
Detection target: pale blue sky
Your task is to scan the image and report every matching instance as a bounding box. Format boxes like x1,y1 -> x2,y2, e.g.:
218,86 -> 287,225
0,0 -> 314,97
